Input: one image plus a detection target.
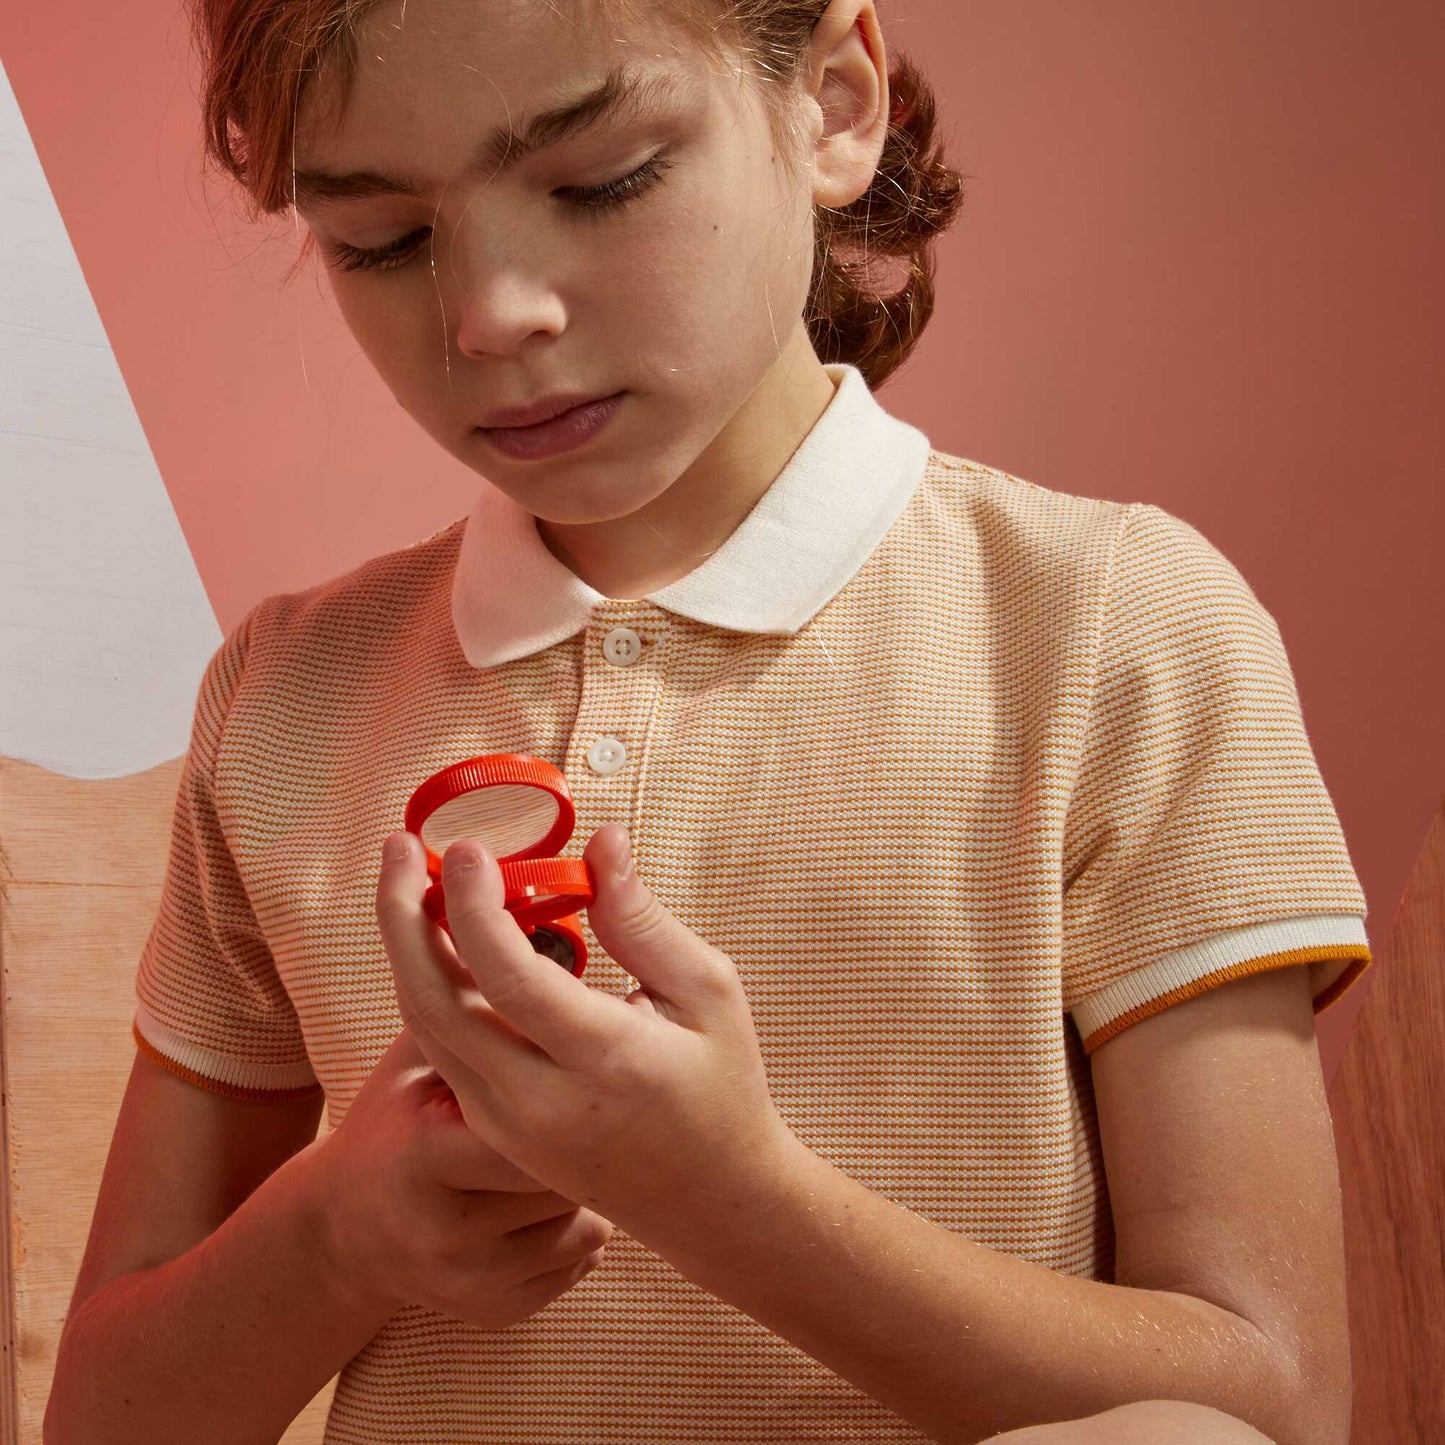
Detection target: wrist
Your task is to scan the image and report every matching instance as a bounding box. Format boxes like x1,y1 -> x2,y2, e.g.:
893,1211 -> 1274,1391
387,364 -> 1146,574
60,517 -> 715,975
292,1134 -> 404,1319
631,1115 -> 811,1258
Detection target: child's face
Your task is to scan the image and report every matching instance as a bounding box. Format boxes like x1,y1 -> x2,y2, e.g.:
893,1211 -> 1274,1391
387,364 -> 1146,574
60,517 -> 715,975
291,0 -> 848,550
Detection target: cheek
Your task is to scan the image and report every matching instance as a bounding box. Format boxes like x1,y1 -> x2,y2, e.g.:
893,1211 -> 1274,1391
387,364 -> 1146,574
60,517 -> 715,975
333,283 -> 406,351
332,284 -> 438,390
603,201 -> 758,322
639,205 -> 809,343
693,166 -> 815,307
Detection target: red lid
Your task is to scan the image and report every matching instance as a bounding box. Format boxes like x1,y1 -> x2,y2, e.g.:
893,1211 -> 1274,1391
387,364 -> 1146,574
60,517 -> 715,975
405,753 -> 596,937
406,754 -> 576,863
421,856 -> 593,933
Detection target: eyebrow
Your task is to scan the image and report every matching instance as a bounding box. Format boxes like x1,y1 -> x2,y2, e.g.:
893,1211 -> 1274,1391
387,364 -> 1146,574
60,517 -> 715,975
292,63 -> 685,208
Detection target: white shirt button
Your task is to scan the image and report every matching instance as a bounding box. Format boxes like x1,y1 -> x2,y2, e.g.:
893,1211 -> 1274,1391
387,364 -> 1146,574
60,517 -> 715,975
602,627 -> 643,667
587,737 -> 628,776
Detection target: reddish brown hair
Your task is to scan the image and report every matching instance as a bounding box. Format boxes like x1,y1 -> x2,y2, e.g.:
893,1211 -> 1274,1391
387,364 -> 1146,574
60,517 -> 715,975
184,0 -> 967,390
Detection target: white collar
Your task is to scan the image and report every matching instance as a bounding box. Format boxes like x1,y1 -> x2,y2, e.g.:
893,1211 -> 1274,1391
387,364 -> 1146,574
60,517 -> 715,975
451,362 -> 933,668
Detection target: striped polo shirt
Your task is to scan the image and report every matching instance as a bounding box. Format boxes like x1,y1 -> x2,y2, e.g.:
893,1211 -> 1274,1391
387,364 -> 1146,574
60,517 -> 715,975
132,360 -> 1371,1443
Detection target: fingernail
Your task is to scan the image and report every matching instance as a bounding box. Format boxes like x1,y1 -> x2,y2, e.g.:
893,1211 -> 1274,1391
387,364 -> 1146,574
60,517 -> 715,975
613,827 -> 634,883
383,834 -> 411,863
445,843 -> 483,876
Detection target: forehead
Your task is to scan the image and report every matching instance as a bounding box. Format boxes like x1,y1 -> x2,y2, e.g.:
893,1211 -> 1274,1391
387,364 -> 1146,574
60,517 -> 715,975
294,64 -> 699,207
298,0 -> 705,135
293,0 -> 731,180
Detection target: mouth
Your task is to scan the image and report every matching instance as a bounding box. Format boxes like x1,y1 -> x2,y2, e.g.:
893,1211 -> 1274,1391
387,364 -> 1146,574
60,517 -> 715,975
477,392 -> 628,460
480,391 -> 618,430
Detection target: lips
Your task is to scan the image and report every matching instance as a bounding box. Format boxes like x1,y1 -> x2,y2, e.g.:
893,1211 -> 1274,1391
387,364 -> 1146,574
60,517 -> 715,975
480,392 -> 616,430
478,392 -> 626,460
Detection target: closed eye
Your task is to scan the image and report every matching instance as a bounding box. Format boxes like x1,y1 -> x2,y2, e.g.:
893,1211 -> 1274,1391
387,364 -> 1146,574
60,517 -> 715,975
320,154 -> 676,275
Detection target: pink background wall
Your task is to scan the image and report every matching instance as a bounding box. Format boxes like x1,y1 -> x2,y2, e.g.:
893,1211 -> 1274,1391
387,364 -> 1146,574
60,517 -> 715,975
4,0 -> 1441,1083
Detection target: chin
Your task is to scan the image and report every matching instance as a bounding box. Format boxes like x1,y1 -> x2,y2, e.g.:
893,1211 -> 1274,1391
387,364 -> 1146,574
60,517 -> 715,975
526,456 -> 675,513
533,491 -> 658,527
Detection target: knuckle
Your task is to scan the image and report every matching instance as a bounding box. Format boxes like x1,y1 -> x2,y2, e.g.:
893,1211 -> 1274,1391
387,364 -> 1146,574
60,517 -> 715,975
625,898 -> 672,949
479,969 -> 531,1015
445,895 -> 505,949
375,892 -> 409,929
700,949 -> 739,998
410,992 -> 451,1036
441,891 -> 483,929
400,987 -> 457,1041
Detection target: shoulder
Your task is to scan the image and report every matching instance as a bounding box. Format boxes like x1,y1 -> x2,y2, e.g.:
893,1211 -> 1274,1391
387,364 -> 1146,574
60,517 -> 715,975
922,457 -> 1280,662
201,516 -> 467,757
1090,501 -> 1288,683
920,448 -> 1137,571
921,453 -> 1250,589
246,515 -> 468,669
913,450 -> 1164,626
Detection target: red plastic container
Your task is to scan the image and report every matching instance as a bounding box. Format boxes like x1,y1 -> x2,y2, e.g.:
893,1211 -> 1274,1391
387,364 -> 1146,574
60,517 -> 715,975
403,753 -> 596,977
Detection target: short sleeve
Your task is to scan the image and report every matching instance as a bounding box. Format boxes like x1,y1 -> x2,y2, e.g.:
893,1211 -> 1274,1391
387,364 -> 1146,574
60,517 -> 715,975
132,599 -> 322,1101
1062,503 -> 1373,1055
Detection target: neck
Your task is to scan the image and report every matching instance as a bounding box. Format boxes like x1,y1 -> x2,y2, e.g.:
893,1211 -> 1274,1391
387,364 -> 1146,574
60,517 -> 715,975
536,348 -> 839,600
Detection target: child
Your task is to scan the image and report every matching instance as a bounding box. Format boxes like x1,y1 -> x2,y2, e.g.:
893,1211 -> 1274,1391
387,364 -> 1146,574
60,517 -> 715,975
50,0 -> 1371,1442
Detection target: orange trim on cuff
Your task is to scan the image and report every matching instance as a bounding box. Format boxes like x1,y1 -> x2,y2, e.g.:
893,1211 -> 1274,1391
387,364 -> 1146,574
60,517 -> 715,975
131,1019 -> 325,1103
1080,943 -> 1374,1055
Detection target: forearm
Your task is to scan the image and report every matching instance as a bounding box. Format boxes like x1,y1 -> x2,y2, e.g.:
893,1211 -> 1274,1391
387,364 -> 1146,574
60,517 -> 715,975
639,1135 -> 1304,1445
45,1140 -> 396,1445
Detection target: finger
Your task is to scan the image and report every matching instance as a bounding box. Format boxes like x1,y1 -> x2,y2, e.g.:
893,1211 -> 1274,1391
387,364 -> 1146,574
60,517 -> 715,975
372,1026 -> 459,1104
405,1011 -> 515,1138
376,832 -> 547,1093
583,825 -> 735,1021
415,1088 -> 548,1194
375,834 -> 479,1000
437,839 -> 616,1068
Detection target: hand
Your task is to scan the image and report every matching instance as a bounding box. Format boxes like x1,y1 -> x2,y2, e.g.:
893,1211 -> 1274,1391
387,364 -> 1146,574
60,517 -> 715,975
374,823 -> 797,1253
307,1026 -> 615,1330
980,1400 -> 1276,1444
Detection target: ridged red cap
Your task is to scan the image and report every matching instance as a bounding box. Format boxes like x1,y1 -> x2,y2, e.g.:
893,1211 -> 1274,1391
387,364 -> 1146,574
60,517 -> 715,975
405,752 -> 597,952
405,753 -> 575,863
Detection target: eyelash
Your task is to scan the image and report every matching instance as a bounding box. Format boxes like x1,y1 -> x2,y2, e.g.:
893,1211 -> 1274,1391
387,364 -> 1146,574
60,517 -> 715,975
321,154 -> 676,274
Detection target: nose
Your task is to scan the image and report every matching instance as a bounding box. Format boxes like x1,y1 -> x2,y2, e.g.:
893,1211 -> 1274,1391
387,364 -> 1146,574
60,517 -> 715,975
435,234 -> 568,359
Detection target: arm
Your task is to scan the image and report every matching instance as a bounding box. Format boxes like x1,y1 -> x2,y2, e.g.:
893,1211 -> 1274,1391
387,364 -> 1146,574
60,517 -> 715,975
44,1140 -> 394,1445
640,967 -> 1342,1445
650,1132 -> 1293,1445
981,1398 -> 1276,1443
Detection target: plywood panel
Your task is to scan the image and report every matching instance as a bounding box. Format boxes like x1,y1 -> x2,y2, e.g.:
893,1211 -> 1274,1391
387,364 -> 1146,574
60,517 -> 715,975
1327,796 -> 1445,1443
0,754 -> 335,1442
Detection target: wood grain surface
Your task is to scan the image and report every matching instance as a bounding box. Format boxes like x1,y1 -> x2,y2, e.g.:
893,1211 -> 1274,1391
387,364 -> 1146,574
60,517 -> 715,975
1328,796 -> 1445,1444
0,755 -> 334,1443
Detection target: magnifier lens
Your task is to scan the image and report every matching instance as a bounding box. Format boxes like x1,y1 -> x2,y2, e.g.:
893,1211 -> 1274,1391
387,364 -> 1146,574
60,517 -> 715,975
420,783 -> 561,859
528,928 -> 577,971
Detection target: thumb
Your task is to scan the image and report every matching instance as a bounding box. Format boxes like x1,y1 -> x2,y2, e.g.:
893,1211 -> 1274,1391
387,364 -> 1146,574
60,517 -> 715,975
582,825 -> 731,1017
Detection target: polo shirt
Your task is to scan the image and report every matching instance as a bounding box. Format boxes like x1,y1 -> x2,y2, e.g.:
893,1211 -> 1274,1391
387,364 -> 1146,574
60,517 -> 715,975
132,360 -> 1371,1443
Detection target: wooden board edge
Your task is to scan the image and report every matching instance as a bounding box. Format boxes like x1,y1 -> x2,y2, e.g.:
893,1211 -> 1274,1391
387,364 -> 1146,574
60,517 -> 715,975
1,781 -> 21,1445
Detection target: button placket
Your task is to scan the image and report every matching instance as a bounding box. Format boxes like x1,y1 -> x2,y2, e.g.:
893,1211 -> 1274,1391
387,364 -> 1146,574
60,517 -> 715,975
571,608 -> 661,792
565,604 -> 669,993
